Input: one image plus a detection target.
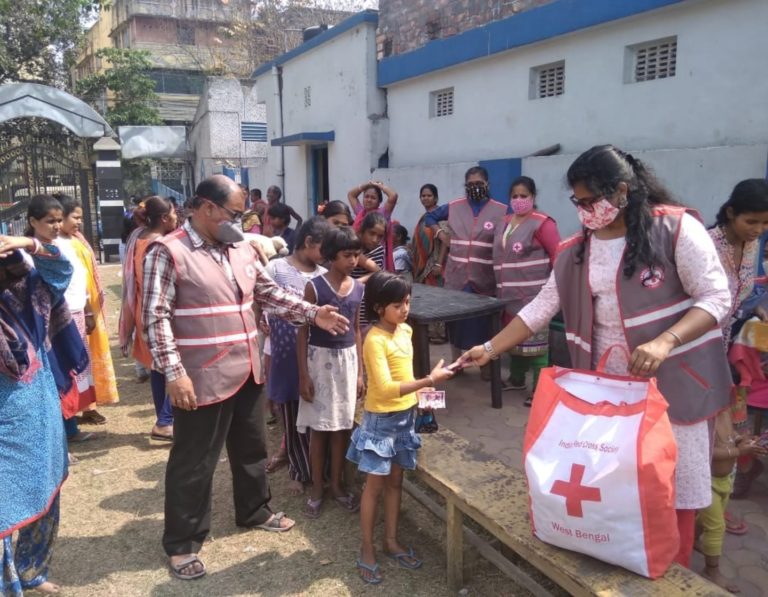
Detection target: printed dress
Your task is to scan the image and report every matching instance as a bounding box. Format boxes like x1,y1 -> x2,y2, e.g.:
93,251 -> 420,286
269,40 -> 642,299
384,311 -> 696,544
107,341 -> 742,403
296,275 -> 363,434
519,215 -> 731,509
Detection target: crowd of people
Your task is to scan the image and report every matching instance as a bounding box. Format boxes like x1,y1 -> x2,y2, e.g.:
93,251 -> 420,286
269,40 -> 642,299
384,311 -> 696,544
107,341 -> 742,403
2,144 -> 768,593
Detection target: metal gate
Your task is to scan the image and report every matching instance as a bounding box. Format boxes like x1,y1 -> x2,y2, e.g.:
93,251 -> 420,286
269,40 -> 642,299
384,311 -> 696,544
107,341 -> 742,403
0,141 -> 96,244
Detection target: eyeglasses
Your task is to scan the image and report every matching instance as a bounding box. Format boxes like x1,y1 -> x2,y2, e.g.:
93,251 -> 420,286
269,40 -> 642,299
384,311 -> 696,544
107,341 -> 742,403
568,194 -> 604,213
209,201 -> 244,225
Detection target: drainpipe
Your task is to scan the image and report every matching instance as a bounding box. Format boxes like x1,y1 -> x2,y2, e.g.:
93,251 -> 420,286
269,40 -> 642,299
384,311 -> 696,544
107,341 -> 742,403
272,65 -> 285,192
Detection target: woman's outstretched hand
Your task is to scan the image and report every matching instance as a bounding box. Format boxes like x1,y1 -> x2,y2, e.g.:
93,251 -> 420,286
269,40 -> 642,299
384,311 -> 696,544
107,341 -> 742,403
455,345 -> 489,369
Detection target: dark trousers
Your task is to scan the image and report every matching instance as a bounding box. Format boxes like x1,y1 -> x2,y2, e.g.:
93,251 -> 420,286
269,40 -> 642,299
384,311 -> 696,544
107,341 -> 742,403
162,378 -> 271,556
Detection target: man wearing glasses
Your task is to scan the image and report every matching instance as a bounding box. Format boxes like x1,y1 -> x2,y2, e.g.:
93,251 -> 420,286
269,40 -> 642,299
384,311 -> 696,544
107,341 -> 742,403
142,175 -> 350,580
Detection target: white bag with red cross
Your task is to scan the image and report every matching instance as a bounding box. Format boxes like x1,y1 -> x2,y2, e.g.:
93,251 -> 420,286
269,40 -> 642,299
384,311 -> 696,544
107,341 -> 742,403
523,348 -> 679,578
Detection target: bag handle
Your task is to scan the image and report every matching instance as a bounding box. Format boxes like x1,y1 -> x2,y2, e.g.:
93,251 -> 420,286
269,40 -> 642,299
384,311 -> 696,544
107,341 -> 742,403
596,344 -> 632,373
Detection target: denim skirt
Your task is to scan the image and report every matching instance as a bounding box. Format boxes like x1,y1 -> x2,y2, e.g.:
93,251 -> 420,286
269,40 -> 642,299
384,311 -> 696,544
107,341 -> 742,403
346,407 -> 421,476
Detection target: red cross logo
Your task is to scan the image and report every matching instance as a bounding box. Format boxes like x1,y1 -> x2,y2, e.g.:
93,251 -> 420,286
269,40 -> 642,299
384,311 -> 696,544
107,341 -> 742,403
550,463 -> 602,518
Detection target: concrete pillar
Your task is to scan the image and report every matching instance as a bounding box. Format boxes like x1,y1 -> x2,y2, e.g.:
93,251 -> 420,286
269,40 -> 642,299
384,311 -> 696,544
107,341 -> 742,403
93,136 -> 124,263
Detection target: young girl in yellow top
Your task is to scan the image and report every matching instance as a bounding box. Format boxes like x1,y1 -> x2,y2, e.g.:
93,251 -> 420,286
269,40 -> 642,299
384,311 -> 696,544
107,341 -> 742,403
346,271 -> 454,585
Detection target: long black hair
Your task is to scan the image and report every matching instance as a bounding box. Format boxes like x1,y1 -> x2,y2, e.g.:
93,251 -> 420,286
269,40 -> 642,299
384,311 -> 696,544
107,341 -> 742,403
25,195 -> 62,236
361,183 -> 383,205
567,145 -> 678,279
419,183 -> 438,200
133,195 -> 173,229
321,225 -> 362,262
55,193 -> 82,217
360,210 -> 387,233
320,200 -> 352,225
294,216 -> 331,252
364,271 -> 412,322
714,179 -> 768,228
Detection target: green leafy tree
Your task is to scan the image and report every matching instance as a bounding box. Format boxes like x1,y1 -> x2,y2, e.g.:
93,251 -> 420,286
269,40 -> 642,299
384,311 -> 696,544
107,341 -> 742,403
0,0 -> 102,144
0,0 -> 101,87
76,48 -> 162,128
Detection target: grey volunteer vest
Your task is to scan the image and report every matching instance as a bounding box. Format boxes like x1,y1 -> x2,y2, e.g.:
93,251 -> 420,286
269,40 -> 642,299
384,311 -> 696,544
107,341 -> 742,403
155,228 -> 261,406
553,206 -> 731,424
445,197 -> 507,296
493,211 -> 554,319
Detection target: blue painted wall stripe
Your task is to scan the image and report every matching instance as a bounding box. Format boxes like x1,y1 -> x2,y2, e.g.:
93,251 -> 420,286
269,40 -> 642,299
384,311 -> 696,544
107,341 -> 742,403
252,10 -> 378,79
479,158 -> 522,212
378,0 -> 685,87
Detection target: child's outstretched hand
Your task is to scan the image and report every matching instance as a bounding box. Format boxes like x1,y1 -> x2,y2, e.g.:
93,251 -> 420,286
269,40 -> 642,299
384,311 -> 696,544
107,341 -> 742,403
299,377 -> 315,403
430,359 -> 454,385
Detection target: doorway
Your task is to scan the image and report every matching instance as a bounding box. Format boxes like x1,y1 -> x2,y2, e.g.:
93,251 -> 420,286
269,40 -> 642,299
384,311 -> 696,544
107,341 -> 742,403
310,145 -> 329,213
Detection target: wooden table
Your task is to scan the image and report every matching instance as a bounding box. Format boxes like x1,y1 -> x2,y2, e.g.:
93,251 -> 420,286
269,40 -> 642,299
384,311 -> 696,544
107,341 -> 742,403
408,283 -> 506,408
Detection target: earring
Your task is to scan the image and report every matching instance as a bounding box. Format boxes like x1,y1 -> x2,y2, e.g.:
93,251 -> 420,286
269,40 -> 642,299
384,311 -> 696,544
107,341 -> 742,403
617,195 -> 628,209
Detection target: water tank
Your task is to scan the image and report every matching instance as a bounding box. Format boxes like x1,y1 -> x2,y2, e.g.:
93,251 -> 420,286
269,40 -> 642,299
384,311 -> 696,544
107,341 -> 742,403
303,24 -> 329,42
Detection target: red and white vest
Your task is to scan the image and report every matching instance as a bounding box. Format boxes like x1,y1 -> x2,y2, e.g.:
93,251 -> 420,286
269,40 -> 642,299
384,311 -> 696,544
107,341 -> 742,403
553,206 -> 731,424
493,212 -> 553,319
156,228 -> 261,406
445,197 -> 507,296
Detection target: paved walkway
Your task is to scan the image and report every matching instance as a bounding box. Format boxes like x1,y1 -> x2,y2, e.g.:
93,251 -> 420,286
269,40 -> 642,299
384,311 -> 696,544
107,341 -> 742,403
428,342 -> 768,596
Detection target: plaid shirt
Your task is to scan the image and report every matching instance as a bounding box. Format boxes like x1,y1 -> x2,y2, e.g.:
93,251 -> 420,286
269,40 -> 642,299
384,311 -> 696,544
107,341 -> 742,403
142,220 -> 318,381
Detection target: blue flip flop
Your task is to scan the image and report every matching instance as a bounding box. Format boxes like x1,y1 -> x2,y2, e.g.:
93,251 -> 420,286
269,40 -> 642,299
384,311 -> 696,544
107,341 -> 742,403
386,546 -> 423,569
356,559 -> 383,584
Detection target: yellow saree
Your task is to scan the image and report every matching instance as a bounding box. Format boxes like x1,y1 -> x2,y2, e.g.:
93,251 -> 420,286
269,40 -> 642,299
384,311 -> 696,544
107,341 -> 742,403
72,234 -> 119,405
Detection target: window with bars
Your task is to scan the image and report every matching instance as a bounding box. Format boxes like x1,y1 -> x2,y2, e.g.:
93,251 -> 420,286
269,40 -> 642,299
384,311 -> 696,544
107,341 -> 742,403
430,88 -> 454,118
177,22 -> 195,45
627,37 -> 677,83
530,61 -> 565,99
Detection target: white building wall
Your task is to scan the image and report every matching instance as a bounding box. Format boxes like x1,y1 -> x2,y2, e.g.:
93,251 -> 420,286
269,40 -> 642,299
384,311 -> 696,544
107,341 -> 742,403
190,78 -> 267,186
255,19 -> 385,219
523,144 -> 768,238
370,162 -> 477,232
385,0 -> 768,166
372,144 -> 768,236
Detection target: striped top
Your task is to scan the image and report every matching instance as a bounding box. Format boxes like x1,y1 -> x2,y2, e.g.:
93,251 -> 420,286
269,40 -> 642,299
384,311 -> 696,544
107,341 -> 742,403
352,244 -> 386,326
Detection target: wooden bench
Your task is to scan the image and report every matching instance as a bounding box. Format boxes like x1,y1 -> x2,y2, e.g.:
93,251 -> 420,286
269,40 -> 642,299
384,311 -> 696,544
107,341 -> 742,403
410,427 -> 729,596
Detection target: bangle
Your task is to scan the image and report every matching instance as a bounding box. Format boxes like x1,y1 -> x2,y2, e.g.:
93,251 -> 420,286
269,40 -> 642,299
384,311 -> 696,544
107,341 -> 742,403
483,340 -> 499,360
426,374 -> 435,386
664,330 -> 683,346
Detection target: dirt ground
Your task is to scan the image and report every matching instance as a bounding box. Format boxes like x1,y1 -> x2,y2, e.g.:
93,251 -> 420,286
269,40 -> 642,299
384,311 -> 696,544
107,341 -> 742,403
54,264 -> 520,597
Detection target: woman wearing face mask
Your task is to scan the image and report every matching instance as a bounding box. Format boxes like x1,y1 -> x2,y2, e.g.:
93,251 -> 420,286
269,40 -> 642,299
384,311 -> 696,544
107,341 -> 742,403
461,145 -> 732,567
425,167 -> 507,370
493,177 -> 560,406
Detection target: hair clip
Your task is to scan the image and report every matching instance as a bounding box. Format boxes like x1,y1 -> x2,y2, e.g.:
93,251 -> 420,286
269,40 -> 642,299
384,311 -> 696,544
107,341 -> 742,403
317,203 -> 326,214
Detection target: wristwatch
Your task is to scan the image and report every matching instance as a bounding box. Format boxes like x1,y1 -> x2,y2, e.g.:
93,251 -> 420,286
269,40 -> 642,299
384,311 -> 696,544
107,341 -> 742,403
483,341 -> 499,360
